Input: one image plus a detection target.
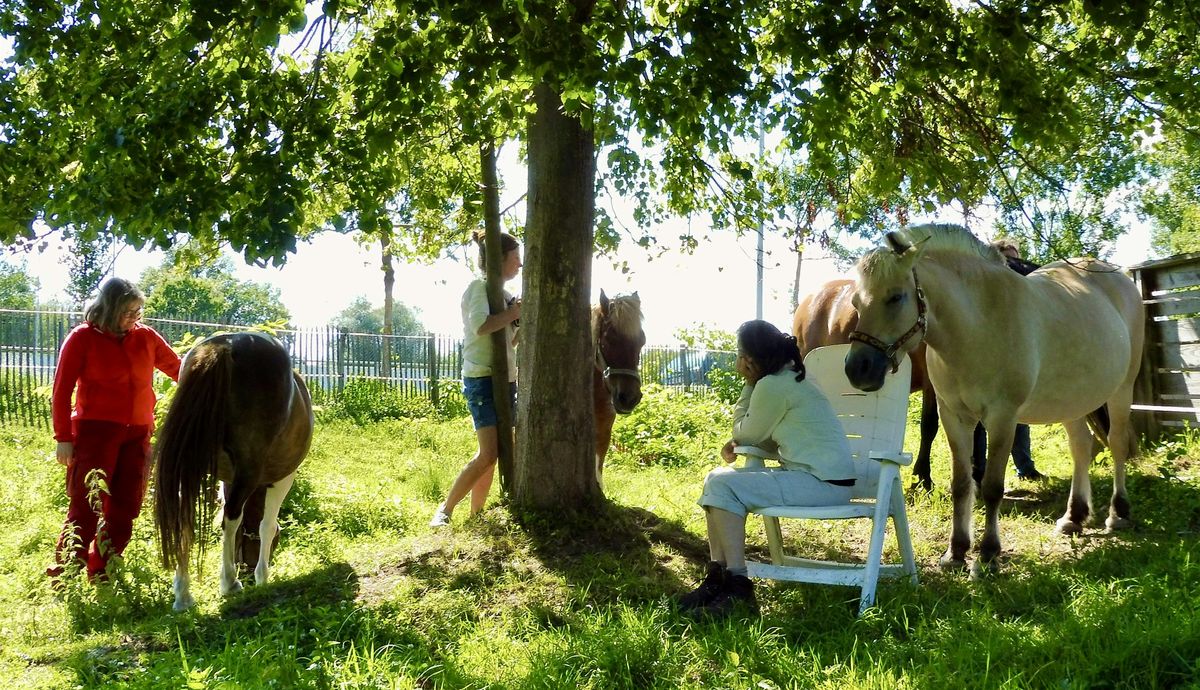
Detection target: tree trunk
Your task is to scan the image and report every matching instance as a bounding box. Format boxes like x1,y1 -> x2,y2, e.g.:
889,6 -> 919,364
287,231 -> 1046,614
514,82 -> 598,510
380,231 -> 394,380
480,140 -> 516,491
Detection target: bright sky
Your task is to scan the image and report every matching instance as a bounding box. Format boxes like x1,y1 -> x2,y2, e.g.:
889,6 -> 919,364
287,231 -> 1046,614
7,212 -> 1154,345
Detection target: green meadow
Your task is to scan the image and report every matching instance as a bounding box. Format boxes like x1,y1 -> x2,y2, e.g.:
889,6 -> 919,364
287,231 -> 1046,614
3,386 -> 1199,689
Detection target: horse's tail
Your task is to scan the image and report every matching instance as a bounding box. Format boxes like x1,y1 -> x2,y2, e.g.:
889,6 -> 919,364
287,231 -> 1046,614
154,340 -> 233,572
1086,405 -> 1112,451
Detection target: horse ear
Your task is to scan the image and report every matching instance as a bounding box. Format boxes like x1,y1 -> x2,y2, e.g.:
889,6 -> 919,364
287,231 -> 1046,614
885,231 -> 911,254
600,289 -> 610,312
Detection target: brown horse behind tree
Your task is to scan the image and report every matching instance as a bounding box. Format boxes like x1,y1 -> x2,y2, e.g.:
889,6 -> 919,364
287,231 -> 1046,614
593,291 -> 646,488
793,279 -> 942,492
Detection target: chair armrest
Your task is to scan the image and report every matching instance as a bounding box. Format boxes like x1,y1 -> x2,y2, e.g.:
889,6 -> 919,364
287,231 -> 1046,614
734,445 -> 781,469
869,450 -> 914,467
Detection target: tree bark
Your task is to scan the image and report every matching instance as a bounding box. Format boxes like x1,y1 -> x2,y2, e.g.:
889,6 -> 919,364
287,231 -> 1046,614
380,230 -> 394,380
514,82 -> 599,510
480,140 -> 516,491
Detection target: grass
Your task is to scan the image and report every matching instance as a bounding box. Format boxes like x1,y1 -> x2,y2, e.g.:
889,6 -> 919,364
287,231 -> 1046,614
2,396 -> 1200,689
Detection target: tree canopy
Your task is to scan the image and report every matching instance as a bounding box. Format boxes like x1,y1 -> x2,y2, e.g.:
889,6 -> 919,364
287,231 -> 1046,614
0,261 -> 38,310
139,253 -> 291,325
4,1 -> 1199,263
333,295 -> 424,335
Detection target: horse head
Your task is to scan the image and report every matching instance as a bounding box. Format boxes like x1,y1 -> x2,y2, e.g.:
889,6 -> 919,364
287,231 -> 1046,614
595,290 -> 646,414
845,230 -> 927,392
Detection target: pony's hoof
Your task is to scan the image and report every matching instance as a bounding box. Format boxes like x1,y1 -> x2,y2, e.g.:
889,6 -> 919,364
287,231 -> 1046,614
173,594 -> 196,612
1105,516 -> 1132,532
220,579 -> 244,596
1055,518 -> 1084,536
939,553 -> 968,571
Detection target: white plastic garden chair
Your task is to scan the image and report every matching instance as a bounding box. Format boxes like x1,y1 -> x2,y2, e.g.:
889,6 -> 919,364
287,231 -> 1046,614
737,344 -> 917,615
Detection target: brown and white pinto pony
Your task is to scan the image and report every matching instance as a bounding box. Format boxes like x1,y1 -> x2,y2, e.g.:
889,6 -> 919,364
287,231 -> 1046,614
844,224 -> 1142,575
794,279 -> 941,492
593,291 -> 646,488
154,331 -> 313,611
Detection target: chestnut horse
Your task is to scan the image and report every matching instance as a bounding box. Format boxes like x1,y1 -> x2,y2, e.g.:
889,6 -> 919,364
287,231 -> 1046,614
844,224 -> 1142,574
154,331 -> 313,611
793,280 -> 940,491
593,291 -> 646,487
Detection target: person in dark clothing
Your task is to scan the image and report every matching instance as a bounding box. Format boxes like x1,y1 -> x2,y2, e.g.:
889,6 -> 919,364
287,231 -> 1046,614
971,239 -> 1045,483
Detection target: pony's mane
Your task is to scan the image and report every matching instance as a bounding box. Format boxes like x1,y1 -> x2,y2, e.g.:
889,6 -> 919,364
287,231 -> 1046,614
592,293 -> 644,339
857,223 -> 1005,286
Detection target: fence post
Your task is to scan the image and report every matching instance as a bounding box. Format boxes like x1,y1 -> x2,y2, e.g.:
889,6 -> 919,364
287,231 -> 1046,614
336,328 -> 346,393
427,334 -> 439,409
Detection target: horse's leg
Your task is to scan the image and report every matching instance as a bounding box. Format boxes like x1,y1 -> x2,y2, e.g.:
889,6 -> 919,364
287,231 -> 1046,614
594,400 -> 615,492
975,417 -> 1017,576
912,385 -> 938,493
172,531 -> 195,612
938,410 -> 976,571
220,478 -> 251,596
1105,392 -> 1135,531
1055,417 -> 1096,535
254,472 -> 295,586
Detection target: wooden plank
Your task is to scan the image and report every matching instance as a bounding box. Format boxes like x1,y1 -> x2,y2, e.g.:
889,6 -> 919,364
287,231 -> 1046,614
1145,291 -> 1200,319
1155,371 -> 1200,397
1152,263 -> 1200,292
1147,260 -> 1200,290
1152,317 -> 1200,344
1158,343 -> 1200,370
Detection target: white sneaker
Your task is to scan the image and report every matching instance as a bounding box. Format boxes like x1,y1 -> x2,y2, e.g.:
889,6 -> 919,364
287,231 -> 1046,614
429,509 -> 451,528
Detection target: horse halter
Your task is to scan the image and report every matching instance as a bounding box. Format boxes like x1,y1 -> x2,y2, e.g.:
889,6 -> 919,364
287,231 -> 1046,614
594,325 -> 641,386
847,271 -> 927,374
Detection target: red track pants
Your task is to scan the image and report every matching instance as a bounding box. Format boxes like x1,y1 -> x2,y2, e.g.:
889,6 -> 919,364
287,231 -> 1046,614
53,420 -> 152,579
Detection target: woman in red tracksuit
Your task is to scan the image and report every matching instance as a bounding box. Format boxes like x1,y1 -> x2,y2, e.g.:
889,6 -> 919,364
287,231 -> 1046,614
50,277 -> 181,581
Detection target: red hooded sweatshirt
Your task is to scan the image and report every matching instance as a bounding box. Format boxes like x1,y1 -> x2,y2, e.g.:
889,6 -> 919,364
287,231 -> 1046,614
52,322 -> 182,442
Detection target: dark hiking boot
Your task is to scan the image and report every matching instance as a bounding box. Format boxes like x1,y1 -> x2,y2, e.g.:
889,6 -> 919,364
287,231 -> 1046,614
677,562 -> 727,612
696,573 -> 759,619
1017,469 -> 1047,482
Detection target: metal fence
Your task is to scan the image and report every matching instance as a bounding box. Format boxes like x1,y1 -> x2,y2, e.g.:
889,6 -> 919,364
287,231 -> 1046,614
0,309 -> 727,427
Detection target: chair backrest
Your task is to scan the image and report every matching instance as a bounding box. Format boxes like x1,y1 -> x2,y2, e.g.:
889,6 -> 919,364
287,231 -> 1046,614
803,344 -> 912,499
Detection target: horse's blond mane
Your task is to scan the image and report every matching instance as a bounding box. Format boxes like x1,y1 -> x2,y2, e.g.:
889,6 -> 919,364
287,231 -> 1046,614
592,293 -> 644,340
857,223 -> 1004,287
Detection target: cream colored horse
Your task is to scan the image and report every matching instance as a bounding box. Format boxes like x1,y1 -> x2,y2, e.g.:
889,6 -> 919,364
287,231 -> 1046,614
844,224 -> 1143,574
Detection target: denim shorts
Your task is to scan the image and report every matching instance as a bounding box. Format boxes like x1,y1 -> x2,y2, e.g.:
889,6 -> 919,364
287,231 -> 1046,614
463,376 -> 517,430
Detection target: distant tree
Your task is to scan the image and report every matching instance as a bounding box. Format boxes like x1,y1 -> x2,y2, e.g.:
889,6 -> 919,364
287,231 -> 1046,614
0,261 -> 39,310
1141,134 -> 1200,256
63,229 -> 116,309
332,296 -> 424,336
139,254 -> 290,325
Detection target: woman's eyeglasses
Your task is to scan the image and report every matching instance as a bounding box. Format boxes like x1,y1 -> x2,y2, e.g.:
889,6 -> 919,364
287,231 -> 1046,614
122,307 -> 144,319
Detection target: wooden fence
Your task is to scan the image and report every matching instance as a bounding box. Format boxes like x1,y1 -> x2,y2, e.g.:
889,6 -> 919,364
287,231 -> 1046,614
0,309 -> 725,428
1130,253 -> 1200,442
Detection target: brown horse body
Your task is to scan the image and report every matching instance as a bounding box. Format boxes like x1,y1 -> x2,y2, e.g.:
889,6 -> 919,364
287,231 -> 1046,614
793,279 -> 941,491
154,331 -> 313,611
592,291 -> 646,488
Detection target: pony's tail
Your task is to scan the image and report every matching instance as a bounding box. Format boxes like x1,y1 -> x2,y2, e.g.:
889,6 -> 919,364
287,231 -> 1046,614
154,341 -> 232,572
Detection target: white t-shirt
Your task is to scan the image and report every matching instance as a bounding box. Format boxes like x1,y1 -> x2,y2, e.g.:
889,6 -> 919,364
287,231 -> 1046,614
460,278 -> 517,381
731,369 -> 854,481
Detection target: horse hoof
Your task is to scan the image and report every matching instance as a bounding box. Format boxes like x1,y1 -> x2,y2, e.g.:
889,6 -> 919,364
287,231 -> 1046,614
939,554 -> 968,571
1055,518 -> 1084,536
173,594 -> 196,612
220,579 -> 244,596
1105,516 -> 1132,532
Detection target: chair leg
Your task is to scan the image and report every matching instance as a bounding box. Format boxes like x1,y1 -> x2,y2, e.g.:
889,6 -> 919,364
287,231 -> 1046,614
859,466 -> 897,615
890,475 -> 918,585
763,515 -> 785,564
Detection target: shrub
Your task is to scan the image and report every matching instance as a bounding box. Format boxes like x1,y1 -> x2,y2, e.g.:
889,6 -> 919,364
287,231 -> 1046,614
608,384 -> 730,467
326,378 -> 437,424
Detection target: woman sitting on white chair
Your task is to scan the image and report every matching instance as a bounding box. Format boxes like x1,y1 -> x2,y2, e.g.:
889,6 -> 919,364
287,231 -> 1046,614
678,319 -> 853,618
